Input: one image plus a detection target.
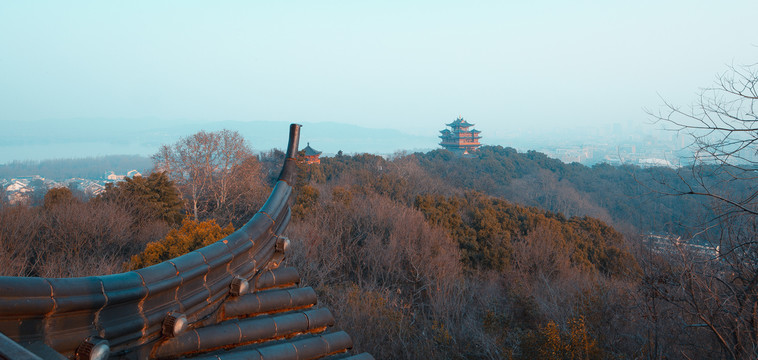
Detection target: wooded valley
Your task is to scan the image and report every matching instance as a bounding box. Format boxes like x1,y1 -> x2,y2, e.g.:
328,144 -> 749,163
2,129 -> 754,358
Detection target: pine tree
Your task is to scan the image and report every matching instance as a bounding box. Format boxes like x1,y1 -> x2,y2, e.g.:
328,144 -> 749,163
126,218 -> 234,270
97,172 -> 184,226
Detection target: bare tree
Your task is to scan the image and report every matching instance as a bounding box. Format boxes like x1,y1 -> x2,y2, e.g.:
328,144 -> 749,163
0,185 -> 6,207
0,205 -> 42,276
213,156 -> 269,227
652,62 -> 758,217
649,62 -> 758,359
38,200 -> 137,277
152,129 -> 258,221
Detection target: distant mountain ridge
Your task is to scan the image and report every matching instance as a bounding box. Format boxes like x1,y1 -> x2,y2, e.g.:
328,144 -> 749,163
0,120 -> 437,163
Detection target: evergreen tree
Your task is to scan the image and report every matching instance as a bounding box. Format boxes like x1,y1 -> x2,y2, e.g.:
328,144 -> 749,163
43,187 -> 76,209
97,172 -> 184,226
126,218 -> 234,270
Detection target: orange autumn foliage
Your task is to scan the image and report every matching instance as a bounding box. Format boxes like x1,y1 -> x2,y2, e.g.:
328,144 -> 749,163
126,218 -> 234,270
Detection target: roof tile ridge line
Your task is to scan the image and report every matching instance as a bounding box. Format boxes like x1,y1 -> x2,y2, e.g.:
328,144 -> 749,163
40,277 -> 55,315
167,259 -> 184,313
271,269 -> 277,289
93,279 -> 108,337
41,277 -> 55,339
290,342 -> 299,358
317,334 -> 331,355
285,288 -> 296,309
234,320 -> 243,347
221,238 -> 233,282
323,332 -> 349,355
258,210 -> 275,224
193,329 -> 202,356
207,270 -> 241,324
133,270 -> 151,339
196,249 -> 213,309
254,292 -> 263,314
189,249 -> 238,326
302,307 -> 313,330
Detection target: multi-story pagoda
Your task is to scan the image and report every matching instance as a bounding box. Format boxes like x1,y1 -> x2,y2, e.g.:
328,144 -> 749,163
439,116 -> 482,155
301,143 -> 322,164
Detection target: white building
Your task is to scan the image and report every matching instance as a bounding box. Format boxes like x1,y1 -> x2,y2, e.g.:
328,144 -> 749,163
105,170 -> 142,182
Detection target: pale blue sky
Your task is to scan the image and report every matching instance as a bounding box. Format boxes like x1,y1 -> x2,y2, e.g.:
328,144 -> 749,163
1,1 -> 757,140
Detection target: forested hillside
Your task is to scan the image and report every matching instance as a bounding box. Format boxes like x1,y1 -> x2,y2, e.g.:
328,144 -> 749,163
0,129 -> 752,358
414,146 -> 714,236
287,156 -> 642,358
288,147 -> 752,359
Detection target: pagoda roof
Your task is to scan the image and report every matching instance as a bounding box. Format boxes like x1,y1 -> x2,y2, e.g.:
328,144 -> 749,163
303,143 -> 322,156
471,128 -> 481,134
446,116 -> 474,128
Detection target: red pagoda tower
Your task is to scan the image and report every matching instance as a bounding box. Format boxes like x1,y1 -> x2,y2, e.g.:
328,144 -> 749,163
302,143 -> 322,164
439,116 -> 482,155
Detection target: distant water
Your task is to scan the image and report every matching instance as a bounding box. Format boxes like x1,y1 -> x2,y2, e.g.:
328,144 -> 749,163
0,142 -> 156,164
1,120 -> 439,164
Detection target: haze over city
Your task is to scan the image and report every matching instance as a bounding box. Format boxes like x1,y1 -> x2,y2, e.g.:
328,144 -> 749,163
3,3 -> 758,358
1,1 -> 757,162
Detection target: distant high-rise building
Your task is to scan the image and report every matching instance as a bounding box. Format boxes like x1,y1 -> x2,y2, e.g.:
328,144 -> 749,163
439,116 -> 482,156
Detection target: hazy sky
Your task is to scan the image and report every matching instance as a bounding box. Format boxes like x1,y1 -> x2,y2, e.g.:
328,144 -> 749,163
1,1 -> 757,139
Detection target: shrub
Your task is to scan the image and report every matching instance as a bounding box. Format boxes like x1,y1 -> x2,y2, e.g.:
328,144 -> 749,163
126,218 -> 233,270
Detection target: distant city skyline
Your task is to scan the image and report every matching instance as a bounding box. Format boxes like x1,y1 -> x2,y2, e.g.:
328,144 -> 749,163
0,118 -> 686,167
1,1 -> 757,157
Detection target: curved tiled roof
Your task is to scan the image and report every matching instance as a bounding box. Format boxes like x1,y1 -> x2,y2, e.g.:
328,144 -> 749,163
303,143 -> 322,157
446,116 -> 474,128
0,124 -> 372,360
153,266 -> 371,360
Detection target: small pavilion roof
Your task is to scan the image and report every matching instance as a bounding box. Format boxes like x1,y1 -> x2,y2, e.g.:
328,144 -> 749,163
446,116 -> 474,128
303,143 -> 322,156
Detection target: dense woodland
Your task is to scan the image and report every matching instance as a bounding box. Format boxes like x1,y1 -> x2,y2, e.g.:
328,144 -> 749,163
414,147 -> 714,236
286,149 -> 753,359
3,61 -> 758,358
1,127 -> 753,358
